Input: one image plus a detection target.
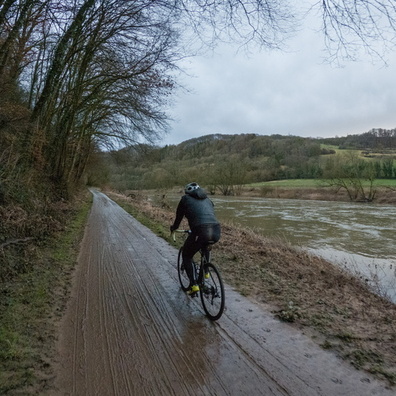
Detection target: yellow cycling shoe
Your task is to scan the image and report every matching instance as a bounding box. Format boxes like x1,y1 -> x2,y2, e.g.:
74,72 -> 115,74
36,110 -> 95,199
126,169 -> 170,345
187,284 -> 200,295
205,272 -> 210,279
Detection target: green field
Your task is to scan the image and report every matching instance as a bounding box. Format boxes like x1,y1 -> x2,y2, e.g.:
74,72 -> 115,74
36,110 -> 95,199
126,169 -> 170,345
321,144 -> 396,160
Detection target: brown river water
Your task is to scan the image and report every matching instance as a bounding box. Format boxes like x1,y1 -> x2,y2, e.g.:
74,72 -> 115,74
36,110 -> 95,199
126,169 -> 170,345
165,194 -> 396,302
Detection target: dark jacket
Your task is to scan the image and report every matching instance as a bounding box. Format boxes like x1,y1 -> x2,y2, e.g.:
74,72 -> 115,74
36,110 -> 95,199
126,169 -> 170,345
172,188 -> 219,231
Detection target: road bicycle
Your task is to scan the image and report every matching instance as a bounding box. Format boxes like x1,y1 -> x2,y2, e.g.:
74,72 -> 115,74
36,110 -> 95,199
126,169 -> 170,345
172,230 -> 225,321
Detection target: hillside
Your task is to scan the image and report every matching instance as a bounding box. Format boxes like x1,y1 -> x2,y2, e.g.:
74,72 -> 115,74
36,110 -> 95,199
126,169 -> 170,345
99,130 -> 396,196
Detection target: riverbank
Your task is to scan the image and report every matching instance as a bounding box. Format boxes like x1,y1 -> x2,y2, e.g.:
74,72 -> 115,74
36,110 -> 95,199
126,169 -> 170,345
107,189 -> 396,386
129,183 -> 396,206
245,185 -> 396,205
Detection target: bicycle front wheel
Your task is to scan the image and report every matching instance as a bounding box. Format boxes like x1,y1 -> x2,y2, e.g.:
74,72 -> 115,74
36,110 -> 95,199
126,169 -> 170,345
177,247 -> 190,291
200,263 -> 225,321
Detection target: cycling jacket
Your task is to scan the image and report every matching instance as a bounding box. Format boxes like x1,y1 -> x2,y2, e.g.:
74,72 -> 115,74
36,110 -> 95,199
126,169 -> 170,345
172,188 -> 219,231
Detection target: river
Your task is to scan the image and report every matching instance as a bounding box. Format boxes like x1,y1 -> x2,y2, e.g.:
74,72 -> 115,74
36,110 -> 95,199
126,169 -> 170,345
165,194 -> 396,302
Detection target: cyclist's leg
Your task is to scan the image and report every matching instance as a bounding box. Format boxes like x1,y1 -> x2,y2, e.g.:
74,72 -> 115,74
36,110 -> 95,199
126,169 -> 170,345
182,233 -> 200,285
184,224 -> 221,284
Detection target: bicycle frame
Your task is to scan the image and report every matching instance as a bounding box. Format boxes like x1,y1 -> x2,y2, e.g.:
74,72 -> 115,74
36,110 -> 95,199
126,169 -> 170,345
172,230 -> 211,281
173,229 -> 225,320
195,246 -> 212,283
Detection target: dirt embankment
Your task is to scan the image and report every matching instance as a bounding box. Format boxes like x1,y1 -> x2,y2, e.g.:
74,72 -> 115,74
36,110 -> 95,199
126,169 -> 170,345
108,189 -> 396,386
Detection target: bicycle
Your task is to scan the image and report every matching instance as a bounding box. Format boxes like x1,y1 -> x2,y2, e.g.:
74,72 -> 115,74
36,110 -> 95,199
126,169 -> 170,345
172,230 -> 225,321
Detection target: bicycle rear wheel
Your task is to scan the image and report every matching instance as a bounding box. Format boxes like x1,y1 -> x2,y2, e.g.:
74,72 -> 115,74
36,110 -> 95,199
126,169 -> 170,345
200,263 -> 225,320
177,247 -> 190,291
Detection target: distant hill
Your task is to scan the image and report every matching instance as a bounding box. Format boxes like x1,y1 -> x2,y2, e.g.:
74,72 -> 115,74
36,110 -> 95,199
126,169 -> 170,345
96,129 -> 396,191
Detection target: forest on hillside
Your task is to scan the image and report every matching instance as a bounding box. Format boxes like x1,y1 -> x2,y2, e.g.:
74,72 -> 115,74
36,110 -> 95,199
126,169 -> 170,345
99,130 -> 396,194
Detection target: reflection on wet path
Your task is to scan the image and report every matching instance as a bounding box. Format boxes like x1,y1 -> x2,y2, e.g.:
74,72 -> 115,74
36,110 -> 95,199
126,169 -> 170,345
166,194 -> 396,301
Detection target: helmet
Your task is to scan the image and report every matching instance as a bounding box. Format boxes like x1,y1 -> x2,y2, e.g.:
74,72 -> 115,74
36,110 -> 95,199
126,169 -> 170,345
185,182 -> 200,194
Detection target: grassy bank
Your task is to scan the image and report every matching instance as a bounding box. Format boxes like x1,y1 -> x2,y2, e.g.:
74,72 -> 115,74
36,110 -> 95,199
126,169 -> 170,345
250,179 -> 396,189
0,192 -> 92,394
241,179 -> 396,205
107,189 -> 396,386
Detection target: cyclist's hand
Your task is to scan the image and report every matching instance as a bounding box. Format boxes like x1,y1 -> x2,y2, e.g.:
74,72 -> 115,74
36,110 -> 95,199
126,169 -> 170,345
170,226 -> 177,242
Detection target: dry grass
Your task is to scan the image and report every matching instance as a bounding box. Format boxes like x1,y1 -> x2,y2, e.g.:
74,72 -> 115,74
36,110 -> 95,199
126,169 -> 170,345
0,192 -> 91,394
0,200 -> 70,283
107,190 -> 396,386
246,185 -> 396,205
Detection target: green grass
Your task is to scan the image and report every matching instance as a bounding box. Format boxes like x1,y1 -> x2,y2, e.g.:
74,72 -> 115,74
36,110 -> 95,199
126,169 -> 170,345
374,179 -> 396,187
0,193 -> 92,394
320,144 -> 396,157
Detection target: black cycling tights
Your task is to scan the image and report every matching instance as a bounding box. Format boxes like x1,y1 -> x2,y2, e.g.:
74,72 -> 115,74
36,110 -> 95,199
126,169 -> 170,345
182,224 -> 221,284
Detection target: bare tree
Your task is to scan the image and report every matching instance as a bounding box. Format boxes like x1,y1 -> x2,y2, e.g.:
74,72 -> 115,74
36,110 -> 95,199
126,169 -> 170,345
323,152 -> 378,201
316,0 -> 396,63
210,157 -> 248,196
23,0 -> 180,194
2,0 -> 396,197
173,0 -> 296,51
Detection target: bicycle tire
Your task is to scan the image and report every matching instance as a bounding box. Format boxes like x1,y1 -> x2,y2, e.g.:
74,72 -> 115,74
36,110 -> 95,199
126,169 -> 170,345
200,263 -> 225,320
177,247 -> 190,291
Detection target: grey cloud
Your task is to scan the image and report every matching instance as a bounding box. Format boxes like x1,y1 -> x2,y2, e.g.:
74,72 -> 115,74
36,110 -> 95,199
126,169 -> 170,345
162,27 -> 396,145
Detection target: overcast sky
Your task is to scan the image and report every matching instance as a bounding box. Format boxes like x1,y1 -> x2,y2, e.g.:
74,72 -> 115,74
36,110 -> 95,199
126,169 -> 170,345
160,12 -> 396,146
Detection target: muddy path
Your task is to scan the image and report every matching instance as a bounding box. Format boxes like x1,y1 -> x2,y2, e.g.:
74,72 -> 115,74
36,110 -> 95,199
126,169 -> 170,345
53,190 -> 393,395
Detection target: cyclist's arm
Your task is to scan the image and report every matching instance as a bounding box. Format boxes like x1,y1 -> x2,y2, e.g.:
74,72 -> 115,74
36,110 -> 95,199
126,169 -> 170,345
171,198 -> 186,230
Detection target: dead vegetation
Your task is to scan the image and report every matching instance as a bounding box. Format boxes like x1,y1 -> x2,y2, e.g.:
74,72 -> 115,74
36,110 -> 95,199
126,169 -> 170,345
0,192 -> 91,394
107,190 -> 396,386
244,185 -> 396,205
0,200 -> 71,283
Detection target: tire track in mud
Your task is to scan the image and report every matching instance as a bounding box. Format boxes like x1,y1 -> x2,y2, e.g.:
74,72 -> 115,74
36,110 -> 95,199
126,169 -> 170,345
99,205 -> 233,395
53,190 -> 394,396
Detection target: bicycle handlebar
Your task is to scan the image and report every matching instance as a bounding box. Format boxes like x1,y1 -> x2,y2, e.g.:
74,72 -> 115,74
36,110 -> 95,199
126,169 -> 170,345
171,229 -> 190,242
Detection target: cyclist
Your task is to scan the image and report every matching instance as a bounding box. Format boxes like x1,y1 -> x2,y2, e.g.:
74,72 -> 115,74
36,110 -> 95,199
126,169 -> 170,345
170,182 -> 221,295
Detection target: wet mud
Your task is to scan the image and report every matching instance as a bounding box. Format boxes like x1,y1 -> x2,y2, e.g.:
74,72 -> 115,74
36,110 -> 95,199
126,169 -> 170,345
53,190 -> 393,395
